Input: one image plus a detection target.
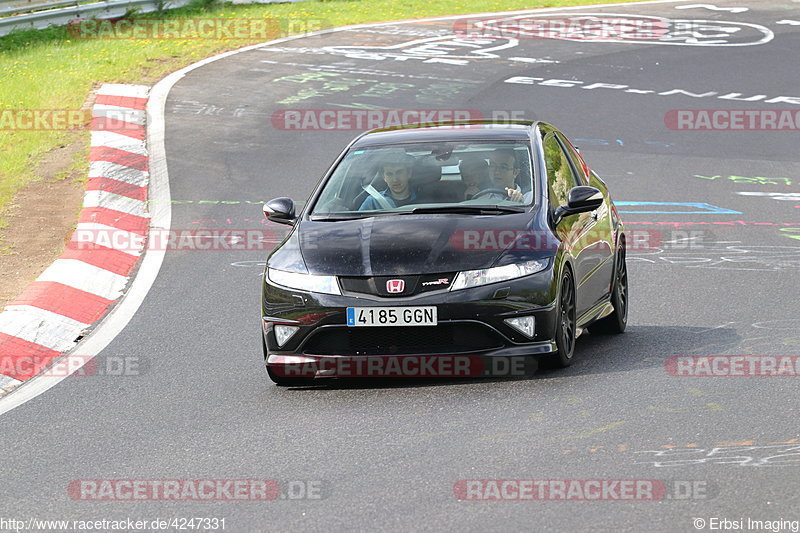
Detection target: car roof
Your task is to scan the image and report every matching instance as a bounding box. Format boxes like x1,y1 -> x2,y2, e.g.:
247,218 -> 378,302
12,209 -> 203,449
351,120 -> 539,147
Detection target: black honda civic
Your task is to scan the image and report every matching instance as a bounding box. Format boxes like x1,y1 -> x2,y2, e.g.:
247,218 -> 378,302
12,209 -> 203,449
261,121 -> 628,385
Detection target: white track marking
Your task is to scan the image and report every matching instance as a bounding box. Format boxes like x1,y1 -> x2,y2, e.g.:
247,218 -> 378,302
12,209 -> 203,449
97,84 -> 149,98
675,4 -> 749,12
90,131 -> 147,155
35,259 -> 130,301
71,222 -> 145,256
0,306 -> 89,352
83,190 -> 149,218
0,375 -> 23,392
88,161 -> 148,186
92,106 -> 146,126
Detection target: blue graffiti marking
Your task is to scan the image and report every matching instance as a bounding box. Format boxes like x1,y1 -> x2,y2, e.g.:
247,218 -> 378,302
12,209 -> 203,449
617,202 -> 742,214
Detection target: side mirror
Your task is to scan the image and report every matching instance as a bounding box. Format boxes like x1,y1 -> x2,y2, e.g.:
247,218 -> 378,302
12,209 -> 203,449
552,186 -> 603,225
263,197 -> 296,226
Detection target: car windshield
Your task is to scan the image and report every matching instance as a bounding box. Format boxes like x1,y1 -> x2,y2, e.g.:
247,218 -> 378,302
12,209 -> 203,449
309,140 -> 534,218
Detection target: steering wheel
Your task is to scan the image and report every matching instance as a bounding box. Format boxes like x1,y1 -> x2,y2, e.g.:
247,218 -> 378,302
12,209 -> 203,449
470,188 -> 509,201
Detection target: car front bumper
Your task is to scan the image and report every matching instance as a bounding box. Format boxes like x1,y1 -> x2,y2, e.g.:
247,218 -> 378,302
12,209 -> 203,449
262,268 -> 559,378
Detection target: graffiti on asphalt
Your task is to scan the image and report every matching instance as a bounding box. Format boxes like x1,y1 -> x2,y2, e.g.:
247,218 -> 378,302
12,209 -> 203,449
629,239 -> 800,271
616,202 -> 741,214
261,36 -> 558,66
467,12 -> 768,46
504,76 -> 800,106
636,443 -> 800,467
270,72 -> 473,105
695,174 -> 793,186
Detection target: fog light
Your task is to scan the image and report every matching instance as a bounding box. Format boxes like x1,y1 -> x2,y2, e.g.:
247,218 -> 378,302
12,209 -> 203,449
274,325 -> 299,347
504,316 -> 535,338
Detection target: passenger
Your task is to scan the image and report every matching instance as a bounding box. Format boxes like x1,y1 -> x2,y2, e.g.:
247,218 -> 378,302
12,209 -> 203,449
359,154 -> 417,211
458,156 -> 492,200
488,148 -> 532,203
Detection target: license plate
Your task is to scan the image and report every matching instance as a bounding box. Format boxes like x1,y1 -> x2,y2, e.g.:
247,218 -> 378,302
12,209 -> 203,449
346,306 -> 437,327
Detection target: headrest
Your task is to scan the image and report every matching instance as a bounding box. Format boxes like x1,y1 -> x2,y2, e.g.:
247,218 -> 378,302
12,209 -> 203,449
411,160 -> 442,188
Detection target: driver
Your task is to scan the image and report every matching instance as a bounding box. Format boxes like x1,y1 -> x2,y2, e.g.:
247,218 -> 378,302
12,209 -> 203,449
485,148 -> 532,203
359,154 -> 417,211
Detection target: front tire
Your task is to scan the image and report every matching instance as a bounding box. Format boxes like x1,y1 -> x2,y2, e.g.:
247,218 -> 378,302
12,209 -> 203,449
589,242 -> 628,335
544,268 -> 577,368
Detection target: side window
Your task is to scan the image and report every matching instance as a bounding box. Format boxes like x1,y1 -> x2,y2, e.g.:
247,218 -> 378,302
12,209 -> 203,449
556,133 -> 589,185
543,134 -> 578,210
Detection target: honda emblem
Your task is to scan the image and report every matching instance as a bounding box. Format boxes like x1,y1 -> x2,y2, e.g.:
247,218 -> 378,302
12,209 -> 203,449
386,279 -> 405,293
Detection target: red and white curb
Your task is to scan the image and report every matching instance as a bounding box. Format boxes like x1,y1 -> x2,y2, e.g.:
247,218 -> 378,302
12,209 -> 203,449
0,84 -> 150,394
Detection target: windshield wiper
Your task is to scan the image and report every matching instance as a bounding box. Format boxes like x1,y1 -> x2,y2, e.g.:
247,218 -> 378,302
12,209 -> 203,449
309,212 -> 404,221
407,205 -> 526,215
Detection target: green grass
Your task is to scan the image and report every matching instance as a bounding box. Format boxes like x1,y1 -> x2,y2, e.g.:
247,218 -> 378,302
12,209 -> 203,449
0,0 -> 643,233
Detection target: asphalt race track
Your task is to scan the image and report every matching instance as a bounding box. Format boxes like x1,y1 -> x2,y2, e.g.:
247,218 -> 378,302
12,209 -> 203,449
2,1 -> 800,530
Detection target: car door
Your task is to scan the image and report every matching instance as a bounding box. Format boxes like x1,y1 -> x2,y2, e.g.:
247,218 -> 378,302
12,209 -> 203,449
557,132 -> 615,307
543,133 -> 595,316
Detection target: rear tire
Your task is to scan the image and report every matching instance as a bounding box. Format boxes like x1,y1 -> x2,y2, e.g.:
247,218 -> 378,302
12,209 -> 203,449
543,268 -> 577,368
589,242 -> 628,335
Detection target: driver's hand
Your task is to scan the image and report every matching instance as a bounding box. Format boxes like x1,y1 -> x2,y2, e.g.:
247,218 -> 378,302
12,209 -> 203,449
505,188 -> 523,202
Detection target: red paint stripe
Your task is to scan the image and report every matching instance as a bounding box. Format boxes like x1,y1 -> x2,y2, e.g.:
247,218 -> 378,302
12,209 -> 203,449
89,147 -> 148,171
95,94 -> 148,110
61,245 -> 140,277
0,333 -> 62,381
78,207 -> 149,236
86,177 -> 147,201
9,282 -> 113,325
91,117 -> 145,140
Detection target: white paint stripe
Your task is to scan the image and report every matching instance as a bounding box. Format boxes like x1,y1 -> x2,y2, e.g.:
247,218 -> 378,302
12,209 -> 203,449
674,3 -> 748,13
0,0 -> 697,412
89,161 -> 148,186
36,259 -> 129,301
83,190 -> 149,218
0,374 -> 23,392
92,106 -> 146,126
90,131 -> 148,155
71,223 -> 144,256
96,84 -> 150,99
0,306 -> 89,352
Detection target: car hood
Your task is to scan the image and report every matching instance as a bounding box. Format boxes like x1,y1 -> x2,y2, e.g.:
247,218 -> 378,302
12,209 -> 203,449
271,213 -> 554,276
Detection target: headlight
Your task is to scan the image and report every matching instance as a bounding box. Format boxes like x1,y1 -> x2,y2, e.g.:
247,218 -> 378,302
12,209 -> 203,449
450,259 -> 549,291
267,268 -> 341,295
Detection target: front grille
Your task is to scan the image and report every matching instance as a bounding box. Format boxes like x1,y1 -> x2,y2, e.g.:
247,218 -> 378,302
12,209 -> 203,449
302,323 -> 503,356
339,273 -> 456,297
